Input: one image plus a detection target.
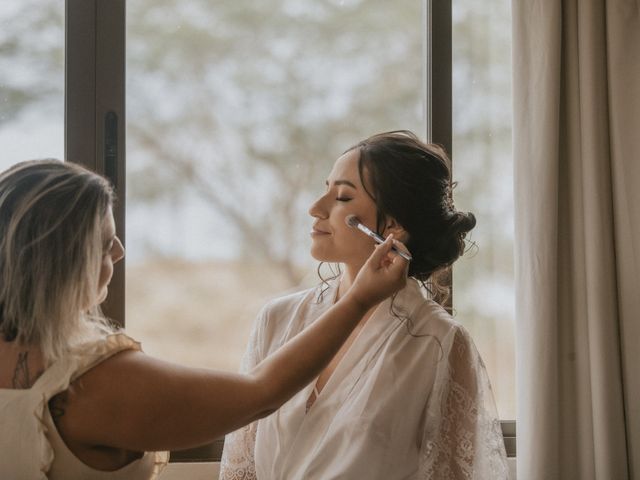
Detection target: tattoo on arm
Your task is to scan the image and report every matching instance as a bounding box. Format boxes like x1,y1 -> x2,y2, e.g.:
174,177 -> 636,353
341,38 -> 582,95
49,392 -> 68,421
12,352 -> 31,389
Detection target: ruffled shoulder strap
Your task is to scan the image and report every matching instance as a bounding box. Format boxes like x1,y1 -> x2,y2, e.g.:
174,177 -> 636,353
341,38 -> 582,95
15,334 -> 146,478
33,333 -> 142,398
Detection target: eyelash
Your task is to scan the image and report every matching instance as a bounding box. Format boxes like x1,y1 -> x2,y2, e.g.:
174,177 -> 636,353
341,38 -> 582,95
336,197 -> 352,202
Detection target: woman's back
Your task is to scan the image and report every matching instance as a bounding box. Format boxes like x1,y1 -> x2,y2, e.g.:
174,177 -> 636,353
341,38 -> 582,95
0,334 -> 168,480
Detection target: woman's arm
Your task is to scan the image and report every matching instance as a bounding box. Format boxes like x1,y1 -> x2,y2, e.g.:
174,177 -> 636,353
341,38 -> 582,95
59,236 -> 408,452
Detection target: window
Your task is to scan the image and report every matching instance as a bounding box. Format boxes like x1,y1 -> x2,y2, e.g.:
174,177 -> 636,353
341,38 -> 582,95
13,0 -> 514,463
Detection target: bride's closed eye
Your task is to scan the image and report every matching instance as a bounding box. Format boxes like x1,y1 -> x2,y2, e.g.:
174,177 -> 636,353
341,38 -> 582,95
336,197 -> 353,202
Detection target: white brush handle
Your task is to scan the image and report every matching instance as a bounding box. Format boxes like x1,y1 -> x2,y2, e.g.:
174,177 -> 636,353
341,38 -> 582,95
353,220 -> 412,262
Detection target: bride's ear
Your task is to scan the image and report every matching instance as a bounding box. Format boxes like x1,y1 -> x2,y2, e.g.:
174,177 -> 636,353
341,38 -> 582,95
382,217 -> 409,243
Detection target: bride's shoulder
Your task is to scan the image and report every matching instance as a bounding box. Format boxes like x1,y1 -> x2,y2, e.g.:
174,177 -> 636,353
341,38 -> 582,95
409,296 -> 466,340
253,285 -> 324,352
261,285 -> 319,316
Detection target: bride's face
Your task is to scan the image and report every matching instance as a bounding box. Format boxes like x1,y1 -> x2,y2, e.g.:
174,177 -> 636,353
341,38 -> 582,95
308,149 -> 379,269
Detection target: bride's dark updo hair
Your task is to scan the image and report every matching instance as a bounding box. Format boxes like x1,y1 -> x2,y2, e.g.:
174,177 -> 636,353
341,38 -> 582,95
347,130 -> 476,305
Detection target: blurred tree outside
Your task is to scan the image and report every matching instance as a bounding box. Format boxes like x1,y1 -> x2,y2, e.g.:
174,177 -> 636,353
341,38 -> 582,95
0,0 -> 64,167
0,1 -> 63,125
125,0 -> 424,284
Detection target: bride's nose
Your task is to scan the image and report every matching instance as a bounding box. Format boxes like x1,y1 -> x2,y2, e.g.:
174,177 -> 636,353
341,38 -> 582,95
308,193 -> 329,219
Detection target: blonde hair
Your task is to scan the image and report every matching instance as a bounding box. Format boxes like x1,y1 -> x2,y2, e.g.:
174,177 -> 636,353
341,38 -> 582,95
0,159 -> 117,364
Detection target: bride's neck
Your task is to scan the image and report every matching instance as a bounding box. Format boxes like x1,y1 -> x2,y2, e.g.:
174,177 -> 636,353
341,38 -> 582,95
337,263 -> 363,301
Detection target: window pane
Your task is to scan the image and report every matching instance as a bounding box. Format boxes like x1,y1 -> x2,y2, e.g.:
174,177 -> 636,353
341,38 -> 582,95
125,0 -> 425,371
452,0 -> 515,418
0,0 -> 64,170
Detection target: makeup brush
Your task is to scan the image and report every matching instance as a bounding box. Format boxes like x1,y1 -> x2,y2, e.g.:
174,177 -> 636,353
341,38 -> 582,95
345,215 -> 412,261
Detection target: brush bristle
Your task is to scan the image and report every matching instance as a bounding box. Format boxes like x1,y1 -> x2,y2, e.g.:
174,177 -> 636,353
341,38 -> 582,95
345,215 -> 360,228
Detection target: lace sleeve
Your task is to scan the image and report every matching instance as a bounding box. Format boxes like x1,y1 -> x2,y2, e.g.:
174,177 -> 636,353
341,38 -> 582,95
219,311 -> 265,480
219,422 -> 258,480
419,326 -> 509,480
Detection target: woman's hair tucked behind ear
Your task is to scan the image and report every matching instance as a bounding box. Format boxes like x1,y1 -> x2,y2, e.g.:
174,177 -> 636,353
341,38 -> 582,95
347,130 -> 476,306
0,159 -> 116,364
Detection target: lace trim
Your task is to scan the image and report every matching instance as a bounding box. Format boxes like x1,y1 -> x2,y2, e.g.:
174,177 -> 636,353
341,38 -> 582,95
420,327 -> 508,479
220,313 -> 262,480
149,450 -> 169,478
421,381 -> 508,479
219,422 -> 258,480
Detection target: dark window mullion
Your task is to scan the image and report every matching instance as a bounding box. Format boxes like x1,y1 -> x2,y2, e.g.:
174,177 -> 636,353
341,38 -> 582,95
425,0 -> 453,309
66,0 -> 126,326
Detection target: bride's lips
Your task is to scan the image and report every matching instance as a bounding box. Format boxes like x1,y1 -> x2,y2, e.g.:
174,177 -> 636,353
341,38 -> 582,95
310,225 -> 331,236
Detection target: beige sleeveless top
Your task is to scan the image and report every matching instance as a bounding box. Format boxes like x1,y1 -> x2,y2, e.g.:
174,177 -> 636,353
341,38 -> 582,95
0,333 -> 168,479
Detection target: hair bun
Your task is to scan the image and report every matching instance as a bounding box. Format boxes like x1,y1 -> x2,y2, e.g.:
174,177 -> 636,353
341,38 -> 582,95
449,211 -> 476,237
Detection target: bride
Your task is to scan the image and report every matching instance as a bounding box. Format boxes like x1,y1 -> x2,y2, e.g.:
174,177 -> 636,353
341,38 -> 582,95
221,130 -> 508,479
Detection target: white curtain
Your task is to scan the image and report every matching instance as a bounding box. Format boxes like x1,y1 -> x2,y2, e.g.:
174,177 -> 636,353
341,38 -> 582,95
512,0 -> 640,479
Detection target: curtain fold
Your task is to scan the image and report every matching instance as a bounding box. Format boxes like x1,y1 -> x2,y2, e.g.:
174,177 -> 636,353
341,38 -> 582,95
512,0 -> 639,479
607,2 -> 640,477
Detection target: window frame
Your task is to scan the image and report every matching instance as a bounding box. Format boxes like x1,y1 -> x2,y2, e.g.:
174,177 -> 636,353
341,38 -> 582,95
66,0 -> 126,325
64,0 -> 515,462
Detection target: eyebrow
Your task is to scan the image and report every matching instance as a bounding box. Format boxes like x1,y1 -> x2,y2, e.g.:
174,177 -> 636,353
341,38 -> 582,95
326,179 -> 358,189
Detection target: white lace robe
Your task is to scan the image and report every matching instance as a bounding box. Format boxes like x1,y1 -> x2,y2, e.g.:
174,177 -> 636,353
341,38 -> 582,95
220,279 -> 508,480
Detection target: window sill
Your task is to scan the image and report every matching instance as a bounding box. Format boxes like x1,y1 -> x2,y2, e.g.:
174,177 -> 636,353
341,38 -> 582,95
160,462 -> 219,479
